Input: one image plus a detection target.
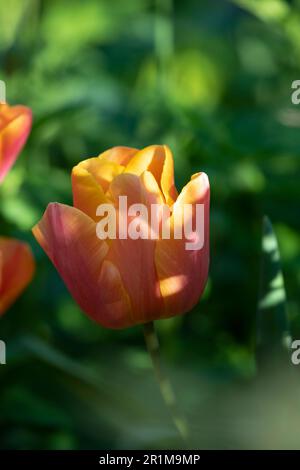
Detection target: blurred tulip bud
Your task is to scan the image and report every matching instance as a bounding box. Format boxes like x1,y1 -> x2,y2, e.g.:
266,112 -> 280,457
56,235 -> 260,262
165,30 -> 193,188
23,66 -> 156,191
0,102 -> 32,183
0,238 -> 35,315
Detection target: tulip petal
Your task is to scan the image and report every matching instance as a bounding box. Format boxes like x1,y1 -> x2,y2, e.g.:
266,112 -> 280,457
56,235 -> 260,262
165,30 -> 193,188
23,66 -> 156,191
106,171 -> 165,323
0,103 -> 32,182
155,172 -> 210,317
32,203 -> 132,328
72,162 -> 115,220
0,238 -> 35,315
125,145 -> 178,206
98,146 -> 138,166
75,157 -> 125,192
72,153 -> 130,220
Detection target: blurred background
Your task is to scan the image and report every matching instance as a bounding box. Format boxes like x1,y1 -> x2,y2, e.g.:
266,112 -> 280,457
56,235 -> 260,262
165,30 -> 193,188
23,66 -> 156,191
1,0 -> 300,450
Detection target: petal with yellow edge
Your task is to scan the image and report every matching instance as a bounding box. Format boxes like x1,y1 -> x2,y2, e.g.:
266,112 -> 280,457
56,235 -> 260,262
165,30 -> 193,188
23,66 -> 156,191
72,158 -> 125,220
98,146 -> 138,166
124,144 -> 178,206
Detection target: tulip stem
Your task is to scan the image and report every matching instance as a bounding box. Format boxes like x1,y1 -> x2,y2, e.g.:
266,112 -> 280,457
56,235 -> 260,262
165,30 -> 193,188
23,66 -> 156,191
143,321 -> 189,444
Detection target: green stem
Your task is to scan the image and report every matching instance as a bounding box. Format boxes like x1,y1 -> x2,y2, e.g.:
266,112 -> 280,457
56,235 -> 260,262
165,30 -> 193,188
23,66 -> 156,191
143,321 -> 189,443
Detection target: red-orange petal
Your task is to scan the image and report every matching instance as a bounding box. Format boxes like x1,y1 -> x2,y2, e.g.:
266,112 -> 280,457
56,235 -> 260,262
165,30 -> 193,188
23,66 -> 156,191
0,103 -> 32,182
0,237 -> 35,315
155,172 -> 210,317
32,203 -> 132,328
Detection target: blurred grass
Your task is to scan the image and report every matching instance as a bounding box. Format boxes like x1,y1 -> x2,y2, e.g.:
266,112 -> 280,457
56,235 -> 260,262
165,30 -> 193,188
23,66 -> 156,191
256,215 -> 293,380
1,0 -> 300,449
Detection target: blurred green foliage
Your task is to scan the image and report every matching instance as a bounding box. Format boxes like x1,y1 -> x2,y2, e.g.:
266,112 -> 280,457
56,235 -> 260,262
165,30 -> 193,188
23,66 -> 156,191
1,0 -> 300,449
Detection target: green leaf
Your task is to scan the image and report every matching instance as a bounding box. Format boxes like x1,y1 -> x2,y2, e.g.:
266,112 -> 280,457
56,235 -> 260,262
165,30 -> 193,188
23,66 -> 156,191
257,216 -> 291,354
21,335 -> 102,388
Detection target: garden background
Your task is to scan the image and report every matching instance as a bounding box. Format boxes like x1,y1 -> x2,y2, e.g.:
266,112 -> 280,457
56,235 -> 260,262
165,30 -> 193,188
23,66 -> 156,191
1,0 -> 300,449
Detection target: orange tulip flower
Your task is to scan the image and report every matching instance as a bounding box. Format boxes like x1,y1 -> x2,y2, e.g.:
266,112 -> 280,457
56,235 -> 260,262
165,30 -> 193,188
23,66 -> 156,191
0,102 -> 32,182
33,145 -> 210,329
0,238 -> 35,315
